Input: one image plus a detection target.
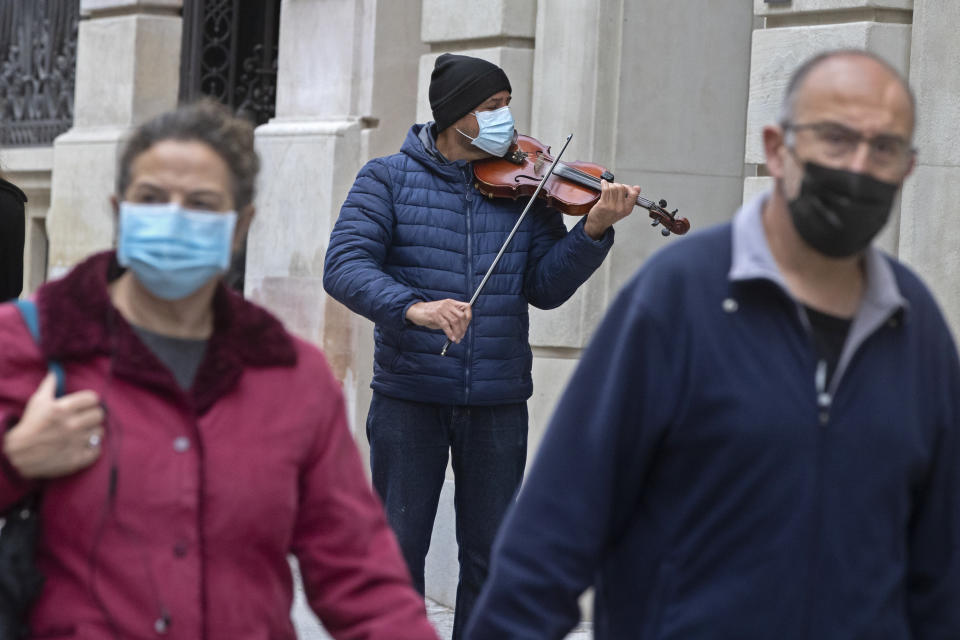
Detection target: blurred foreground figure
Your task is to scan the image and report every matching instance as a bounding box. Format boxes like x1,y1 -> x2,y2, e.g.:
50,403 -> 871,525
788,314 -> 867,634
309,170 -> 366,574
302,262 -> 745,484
468,50 -> 960,640
0,173 -> 26,301
0,101 -> 437,640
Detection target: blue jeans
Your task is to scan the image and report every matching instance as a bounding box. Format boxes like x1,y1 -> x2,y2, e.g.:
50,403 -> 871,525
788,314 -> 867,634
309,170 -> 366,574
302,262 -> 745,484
366,392 -> 528,640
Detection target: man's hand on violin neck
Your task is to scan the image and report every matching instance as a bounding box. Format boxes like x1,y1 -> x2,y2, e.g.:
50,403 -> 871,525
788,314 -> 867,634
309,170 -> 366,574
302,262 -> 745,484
584,179 -> 642,241
406,299 -> 473,343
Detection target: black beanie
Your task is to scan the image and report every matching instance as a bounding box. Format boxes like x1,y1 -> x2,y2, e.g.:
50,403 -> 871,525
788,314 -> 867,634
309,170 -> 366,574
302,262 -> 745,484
429,53 -> 512,132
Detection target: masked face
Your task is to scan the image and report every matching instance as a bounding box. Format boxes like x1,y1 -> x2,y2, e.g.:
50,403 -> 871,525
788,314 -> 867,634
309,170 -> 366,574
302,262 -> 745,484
117,139 -> 246,299
117,202 -> 237,300
456,106 -> 515,157
787,161 -> 899,258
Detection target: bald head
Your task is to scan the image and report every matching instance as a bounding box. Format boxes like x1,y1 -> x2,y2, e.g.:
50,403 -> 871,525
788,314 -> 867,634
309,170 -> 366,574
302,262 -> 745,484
780,50 -> 915,138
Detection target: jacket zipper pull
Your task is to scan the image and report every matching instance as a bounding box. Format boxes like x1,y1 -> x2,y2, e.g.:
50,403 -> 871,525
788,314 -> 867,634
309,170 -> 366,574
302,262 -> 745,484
815,359 -> 831,426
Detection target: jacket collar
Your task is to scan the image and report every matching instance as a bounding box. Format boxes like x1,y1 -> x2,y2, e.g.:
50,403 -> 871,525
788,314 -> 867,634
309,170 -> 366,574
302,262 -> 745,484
35,251 -> 297,414
728,190 -> 908,394
406,123 -> 471,181
728,190 -> 908,313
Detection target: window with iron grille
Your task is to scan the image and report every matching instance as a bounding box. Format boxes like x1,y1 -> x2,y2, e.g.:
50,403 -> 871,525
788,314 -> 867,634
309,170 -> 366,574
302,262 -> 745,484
179,0 -> 280,127
0,0 -> 79,147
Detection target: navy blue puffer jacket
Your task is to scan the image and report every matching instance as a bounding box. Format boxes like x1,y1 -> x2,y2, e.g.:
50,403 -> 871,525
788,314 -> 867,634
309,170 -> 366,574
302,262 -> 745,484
323,124 -> 613,405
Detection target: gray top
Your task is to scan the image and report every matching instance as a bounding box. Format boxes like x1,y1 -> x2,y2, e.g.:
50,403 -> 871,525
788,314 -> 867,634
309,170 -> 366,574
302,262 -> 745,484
132,325 -> 208,390
728,190 -> 908,396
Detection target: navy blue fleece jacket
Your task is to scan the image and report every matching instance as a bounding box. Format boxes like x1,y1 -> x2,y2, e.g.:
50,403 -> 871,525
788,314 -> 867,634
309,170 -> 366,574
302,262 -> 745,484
468,196 -> 960,639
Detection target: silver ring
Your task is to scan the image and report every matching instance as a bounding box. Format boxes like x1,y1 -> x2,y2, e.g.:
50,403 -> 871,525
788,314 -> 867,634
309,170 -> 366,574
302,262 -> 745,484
87,433 -> 102,449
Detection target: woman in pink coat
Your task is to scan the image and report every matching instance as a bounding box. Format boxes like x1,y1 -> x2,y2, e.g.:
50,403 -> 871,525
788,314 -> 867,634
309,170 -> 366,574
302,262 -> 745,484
0,101 -> 438,640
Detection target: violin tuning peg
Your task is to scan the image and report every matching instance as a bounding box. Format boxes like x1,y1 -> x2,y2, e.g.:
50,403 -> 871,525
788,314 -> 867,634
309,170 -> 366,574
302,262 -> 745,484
659,199 -> 668,208
661,228 -> 671,237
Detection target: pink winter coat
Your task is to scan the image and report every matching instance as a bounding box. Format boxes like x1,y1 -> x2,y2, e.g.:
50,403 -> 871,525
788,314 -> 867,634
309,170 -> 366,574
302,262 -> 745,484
0,252 -> 438,640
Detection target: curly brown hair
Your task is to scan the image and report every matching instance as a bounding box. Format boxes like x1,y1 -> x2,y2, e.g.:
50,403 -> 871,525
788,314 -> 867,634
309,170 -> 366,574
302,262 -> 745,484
116,99 -> 260,209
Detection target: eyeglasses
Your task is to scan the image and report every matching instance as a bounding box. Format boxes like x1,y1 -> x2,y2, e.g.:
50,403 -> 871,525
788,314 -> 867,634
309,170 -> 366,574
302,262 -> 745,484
783,121 -> 915,170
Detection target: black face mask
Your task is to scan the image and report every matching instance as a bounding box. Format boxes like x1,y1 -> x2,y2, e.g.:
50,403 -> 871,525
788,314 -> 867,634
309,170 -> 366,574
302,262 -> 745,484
787,161 -> 900,258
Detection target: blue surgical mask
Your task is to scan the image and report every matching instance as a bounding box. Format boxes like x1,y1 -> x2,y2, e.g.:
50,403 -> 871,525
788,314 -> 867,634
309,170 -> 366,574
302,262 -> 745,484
117,202 -> 237,300
457,106 -> 515,157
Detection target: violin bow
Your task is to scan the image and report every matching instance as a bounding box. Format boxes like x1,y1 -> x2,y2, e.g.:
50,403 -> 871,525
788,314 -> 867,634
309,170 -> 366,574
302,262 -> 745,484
440,133 -> 574,357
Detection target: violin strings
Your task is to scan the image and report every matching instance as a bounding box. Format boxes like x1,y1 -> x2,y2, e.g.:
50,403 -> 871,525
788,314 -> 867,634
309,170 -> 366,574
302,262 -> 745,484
553,163 -> 663,213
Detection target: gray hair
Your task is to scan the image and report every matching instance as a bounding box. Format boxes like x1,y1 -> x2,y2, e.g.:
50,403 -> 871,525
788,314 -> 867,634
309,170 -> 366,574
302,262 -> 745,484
116,99 -> 260,209
778,49 -> 915,132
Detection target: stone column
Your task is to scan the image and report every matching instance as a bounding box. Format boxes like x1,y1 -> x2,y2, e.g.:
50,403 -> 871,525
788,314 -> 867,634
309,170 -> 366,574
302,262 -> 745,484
45,0 -> 183,278
246,0 -> 425,436
744,0 -> 913,254
897,0 -> 960,337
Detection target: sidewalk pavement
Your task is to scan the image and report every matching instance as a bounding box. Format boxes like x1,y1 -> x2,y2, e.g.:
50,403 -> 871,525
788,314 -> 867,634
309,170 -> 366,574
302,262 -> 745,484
293,597 -> 593,640
289,558 -> 592,639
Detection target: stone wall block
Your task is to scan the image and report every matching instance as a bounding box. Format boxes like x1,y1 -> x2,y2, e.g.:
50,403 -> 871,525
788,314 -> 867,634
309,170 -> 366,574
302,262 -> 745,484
421,0 -> 536,43
416,47 -> 535,132
81,0 -> 182,15
47,11 -> 182,276
906,0 -> 960,166
364,1 -> 428,160
617,0 -> 755,178
46,129 -> 128,277
743,176 -> 774,205
73,15 -> 181,129
275,0 -> 370,119
529,244 -> 611,349
744,22 -> 911,165
247,118 -> 373,439
756,0 -> 912,15
529,0 -> 620,164
247,120 -> 362,304
898,165 -> 960,338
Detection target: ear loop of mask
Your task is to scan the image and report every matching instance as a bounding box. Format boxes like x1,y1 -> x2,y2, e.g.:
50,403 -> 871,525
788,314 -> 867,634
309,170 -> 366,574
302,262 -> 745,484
455,112 -> 481,144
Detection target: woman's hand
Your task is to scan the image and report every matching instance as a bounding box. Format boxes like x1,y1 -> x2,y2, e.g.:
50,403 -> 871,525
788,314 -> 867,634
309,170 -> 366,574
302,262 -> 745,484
2,373 -> 106,479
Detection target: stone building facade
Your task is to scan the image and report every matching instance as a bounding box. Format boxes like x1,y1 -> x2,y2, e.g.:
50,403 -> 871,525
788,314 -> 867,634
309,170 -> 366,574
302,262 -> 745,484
2,0 -> 957,614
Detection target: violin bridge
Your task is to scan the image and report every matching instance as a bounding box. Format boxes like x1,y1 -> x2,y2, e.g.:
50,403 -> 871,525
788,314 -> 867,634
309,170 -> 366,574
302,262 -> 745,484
534,153 -> 546,174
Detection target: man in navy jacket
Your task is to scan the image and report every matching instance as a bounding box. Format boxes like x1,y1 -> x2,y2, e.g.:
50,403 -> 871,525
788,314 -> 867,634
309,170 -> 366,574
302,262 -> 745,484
467,50 -> 960,639
323,54 -> 638,638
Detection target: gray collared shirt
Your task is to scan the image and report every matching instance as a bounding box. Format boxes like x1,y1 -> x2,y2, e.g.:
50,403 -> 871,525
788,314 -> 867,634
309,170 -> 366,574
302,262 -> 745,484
727,191 -> 908,395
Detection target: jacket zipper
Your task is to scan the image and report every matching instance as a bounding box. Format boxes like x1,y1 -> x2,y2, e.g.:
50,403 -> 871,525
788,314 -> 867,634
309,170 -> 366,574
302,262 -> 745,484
463,169 -> 474,405
803,358 -> 830,638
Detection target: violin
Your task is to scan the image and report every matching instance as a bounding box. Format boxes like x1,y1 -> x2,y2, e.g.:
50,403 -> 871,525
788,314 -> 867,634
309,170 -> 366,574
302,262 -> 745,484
473,134 -> 690,236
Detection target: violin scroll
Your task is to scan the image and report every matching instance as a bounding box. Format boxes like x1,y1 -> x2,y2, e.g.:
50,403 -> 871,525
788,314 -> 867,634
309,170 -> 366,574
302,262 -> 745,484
644,197 -> 690,237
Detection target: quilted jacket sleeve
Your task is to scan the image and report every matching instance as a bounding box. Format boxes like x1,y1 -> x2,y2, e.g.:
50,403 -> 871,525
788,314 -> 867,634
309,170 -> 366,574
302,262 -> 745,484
323,160 -> 423,331
523,206 -> 614,310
